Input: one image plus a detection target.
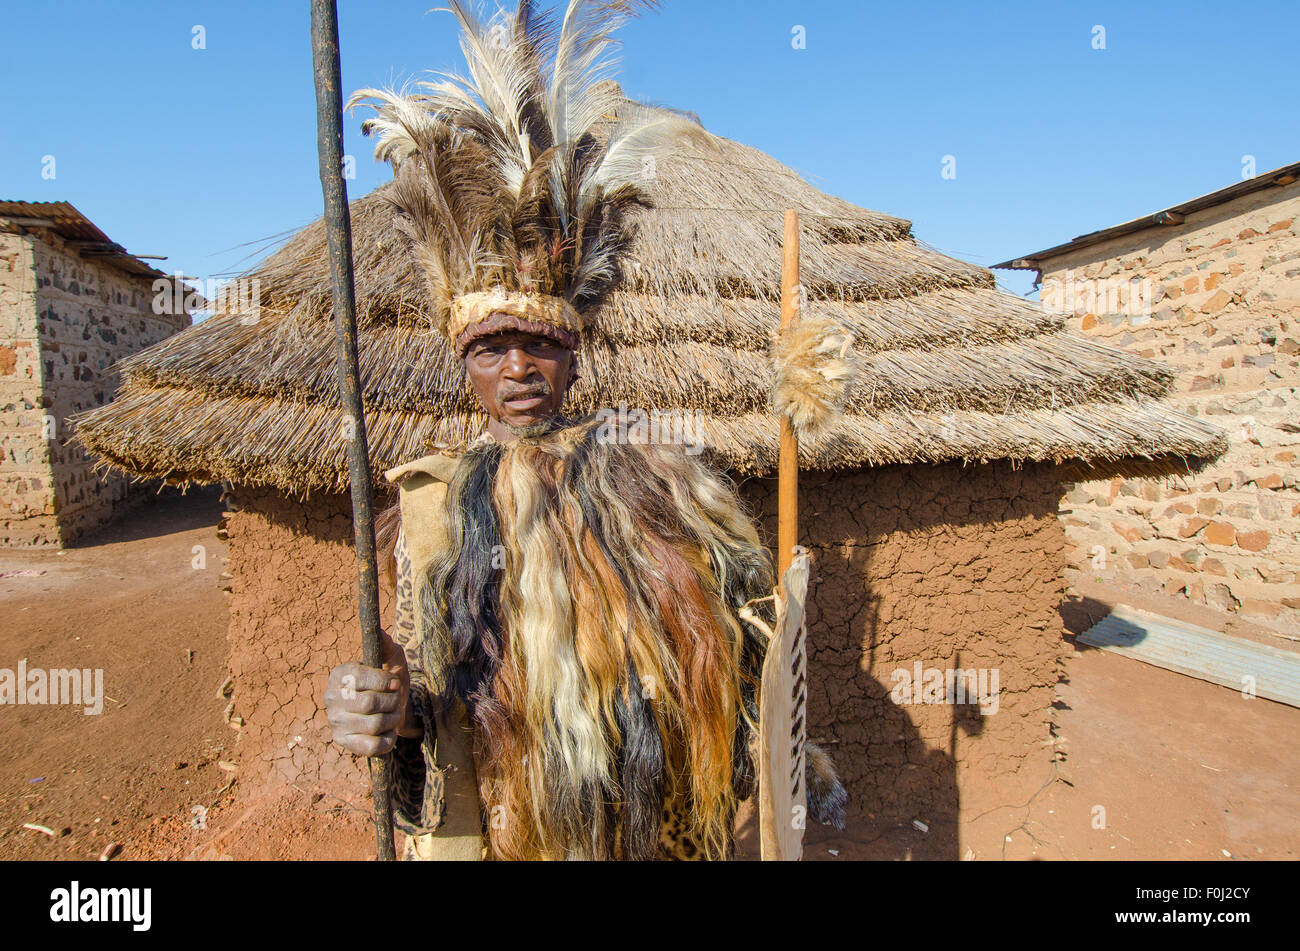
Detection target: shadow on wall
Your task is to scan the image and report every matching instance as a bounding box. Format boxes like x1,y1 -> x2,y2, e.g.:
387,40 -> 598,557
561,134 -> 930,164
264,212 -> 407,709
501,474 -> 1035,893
800,546 -> 979,861
63,482 -> 225,548
739,459 -> 1068,861
1060,593 -> 1116,638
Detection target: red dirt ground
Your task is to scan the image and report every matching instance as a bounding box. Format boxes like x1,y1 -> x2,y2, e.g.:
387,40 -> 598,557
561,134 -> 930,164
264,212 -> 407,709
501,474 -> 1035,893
0,486 -> 232,860
2,491 -> 1296,860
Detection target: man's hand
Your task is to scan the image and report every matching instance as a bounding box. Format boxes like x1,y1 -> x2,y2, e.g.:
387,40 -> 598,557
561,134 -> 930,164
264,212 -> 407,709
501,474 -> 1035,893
324,631 -> 422,756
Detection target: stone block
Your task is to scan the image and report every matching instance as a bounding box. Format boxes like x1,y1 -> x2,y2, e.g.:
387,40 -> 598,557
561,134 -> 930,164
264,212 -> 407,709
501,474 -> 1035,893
1239,599 -> 1276,618
1205,583 -> 1237,612
1112,522 -> 1144,543
1236,530 -> 1271,552
1201,289 -> 1231,313
1257,493 -> 1286,520
1205,522 -> 1236,546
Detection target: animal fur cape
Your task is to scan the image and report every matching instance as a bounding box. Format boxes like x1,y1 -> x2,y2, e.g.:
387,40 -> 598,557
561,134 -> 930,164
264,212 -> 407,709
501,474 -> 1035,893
418,414 -> 773,860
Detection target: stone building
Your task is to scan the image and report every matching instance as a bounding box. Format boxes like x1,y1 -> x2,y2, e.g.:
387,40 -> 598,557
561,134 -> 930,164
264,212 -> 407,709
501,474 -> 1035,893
996,162 -> 1300,637
72,109 -> 1226,857
0,201 -> 192,547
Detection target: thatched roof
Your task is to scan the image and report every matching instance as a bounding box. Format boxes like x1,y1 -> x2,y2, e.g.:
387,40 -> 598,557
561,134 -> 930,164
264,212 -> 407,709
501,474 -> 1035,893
70,107 -> 1227,496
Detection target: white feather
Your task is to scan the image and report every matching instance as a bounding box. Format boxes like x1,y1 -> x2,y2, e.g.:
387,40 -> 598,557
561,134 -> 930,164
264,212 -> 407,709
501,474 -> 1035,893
346,85 -> 437,166
548,1 -> 639,146
587,108 -> 714,197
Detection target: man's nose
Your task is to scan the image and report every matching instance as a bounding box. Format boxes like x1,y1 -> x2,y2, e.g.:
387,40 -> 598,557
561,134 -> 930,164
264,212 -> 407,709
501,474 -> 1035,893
500,345 -> 536,379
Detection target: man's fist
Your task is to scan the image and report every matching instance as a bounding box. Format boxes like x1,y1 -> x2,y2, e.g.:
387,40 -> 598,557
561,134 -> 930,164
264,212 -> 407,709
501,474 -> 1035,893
324,632 -> 421,756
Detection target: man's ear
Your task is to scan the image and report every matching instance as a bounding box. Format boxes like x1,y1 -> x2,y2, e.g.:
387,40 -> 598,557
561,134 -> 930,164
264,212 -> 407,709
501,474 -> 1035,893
567,351 -> 580,388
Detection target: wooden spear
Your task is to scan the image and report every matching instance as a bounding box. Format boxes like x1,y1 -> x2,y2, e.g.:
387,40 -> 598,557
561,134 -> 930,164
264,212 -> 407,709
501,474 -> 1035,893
757,209 -> 811,861
309,0 -> 396,862
777,210 -> 800,577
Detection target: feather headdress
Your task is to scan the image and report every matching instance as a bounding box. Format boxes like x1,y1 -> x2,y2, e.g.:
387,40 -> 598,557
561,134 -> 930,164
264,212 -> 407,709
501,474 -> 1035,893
348,0 -> 707,355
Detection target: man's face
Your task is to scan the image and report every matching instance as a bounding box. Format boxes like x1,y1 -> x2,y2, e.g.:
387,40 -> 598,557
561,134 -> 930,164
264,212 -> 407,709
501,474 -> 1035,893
463,330 -> 575,437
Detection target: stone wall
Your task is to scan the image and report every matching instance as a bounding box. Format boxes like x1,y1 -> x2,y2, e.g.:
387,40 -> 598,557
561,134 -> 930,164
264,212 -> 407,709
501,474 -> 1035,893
222,461 -> 1068,853
0,232 -> 45,543
0,228 -> 190,547
1039,181 -> 1300,635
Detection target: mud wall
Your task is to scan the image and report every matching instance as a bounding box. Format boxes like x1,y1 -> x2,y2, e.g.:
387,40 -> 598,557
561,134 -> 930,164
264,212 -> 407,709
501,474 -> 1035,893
222,485 -> 387,798
741,460 -> 1067,833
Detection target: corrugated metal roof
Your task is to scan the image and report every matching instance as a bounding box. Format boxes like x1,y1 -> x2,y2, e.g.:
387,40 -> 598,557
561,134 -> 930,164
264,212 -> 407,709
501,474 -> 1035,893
993,160 -> 1300,271
0,199 -> 173,280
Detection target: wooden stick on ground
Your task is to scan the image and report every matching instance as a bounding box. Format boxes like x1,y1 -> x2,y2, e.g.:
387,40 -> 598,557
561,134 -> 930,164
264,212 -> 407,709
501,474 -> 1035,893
309,0 -> 395,862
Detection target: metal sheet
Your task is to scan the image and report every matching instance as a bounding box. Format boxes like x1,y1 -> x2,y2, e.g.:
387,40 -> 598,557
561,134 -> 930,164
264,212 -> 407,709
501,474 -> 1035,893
0,199 -> 170,279
1078,605 -> 1300,708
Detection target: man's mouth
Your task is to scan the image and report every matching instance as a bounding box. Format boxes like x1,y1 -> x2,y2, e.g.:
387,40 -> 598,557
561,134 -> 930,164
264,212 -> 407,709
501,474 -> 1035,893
500,387 -> 551,413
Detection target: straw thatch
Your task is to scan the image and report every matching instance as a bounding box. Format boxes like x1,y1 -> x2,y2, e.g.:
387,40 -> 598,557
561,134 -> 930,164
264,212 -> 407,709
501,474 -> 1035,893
70,102 -> 1227,495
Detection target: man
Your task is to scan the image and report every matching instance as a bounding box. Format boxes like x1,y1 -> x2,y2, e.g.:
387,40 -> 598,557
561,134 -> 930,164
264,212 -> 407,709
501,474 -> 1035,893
321,0 -> 843,860
324,324 -> 587,861
325,319 -> 786,859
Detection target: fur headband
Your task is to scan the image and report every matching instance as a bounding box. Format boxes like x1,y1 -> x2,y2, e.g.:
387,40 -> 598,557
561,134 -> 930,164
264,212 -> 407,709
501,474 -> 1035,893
451,289 -> 582,356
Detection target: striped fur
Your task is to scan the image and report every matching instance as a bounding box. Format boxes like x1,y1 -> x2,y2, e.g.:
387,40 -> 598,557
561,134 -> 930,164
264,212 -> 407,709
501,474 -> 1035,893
421,415 -> 772,859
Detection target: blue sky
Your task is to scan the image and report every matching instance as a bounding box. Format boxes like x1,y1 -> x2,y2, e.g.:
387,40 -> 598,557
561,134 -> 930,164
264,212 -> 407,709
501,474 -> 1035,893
2,0 -> 1296,303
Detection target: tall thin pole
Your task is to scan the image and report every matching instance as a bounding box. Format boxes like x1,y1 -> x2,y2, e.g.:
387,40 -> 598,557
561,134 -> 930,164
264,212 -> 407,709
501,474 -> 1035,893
778,210 -> 800,577
760,208 -> 806,860
310,0 -> 396,862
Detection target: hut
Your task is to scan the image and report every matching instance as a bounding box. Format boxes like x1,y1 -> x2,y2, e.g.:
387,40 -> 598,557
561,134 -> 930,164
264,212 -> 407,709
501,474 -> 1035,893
69,106 -> 1227,857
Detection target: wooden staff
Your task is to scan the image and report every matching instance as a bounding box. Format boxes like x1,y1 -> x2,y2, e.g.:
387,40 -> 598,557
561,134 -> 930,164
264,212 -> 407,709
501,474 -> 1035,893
757,208 -> 810,861
778,209 -> 800,575
310,0 -> 396,862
